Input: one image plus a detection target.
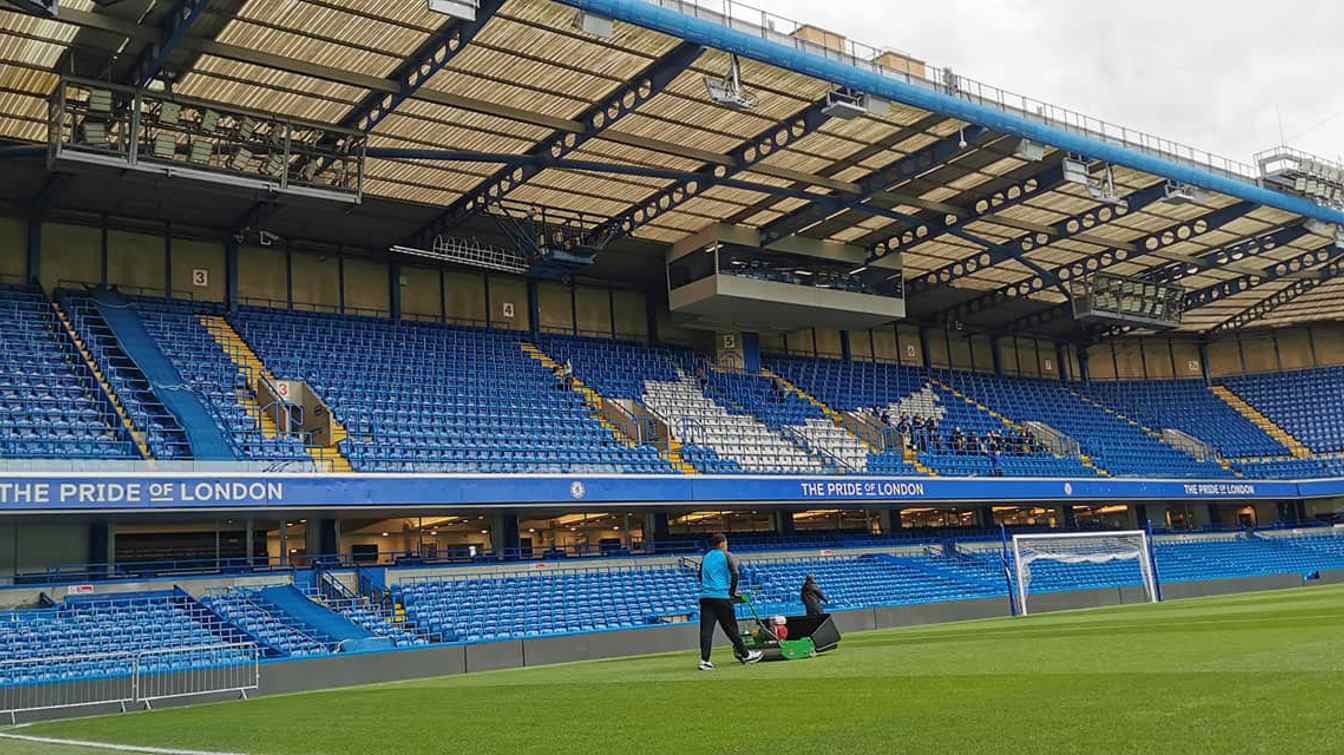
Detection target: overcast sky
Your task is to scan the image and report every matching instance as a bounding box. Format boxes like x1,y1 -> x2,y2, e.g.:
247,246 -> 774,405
756,0 -> 1342,167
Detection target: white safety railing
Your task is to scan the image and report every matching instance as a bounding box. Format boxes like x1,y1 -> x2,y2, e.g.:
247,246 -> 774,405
0,642 -> 259,723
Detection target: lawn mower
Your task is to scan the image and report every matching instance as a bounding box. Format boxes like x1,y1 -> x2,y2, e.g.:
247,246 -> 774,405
736,593 -> 841,661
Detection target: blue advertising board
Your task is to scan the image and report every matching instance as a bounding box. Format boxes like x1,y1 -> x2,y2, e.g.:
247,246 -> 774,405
0,473 -> 1323,513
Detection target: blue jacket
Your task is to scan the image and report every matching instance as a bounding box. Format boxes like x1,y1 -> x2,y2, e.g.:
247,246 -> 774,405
699,549 -> 740,600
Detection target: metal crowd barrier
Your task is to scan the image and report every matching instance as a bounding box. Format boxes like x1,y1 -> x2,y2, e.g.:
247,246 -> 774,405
0,642 -> 260,724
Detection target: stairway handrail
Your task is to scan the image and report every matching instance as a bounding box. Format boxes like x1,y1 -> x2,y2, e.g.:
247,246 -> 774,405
779,424 -> 853,473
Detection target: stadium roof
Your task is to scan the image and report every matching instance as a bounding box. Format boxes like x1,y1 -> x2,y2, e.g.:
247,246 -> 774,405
1,0 -> 1341,340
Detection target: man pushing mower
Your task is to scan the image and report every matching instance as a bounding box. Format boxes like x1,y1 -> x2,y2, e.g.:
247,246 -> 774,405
697,534 -> 764,670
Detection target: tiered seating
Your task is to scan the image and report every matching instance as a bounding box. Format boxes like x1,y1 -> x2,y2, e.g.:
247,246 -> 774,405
740,554 -> 1003,613
1155,535 -> 1344,582
396,566 -> 698,642
60,292 -> 191,459
200,587 -> 333,657
769,356 -> 1094,477
0,591 -> 247,685
134,298 -> 308,462
707,370 -> 869,471
536,335 -> 687,399
1221,367 -> 1344,453
232,308 -> 670,474
642,372 -> 825,473
1235,456 -> 1344,479
1080,379 -> 1282,457
0,285 -> 137,460
941,371 -> 1231,478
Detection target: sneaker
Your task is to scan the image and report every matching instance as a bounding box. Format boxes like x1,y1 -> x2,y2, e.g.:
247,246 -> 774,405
698,660 -> 715,671
740,650 -> 764,665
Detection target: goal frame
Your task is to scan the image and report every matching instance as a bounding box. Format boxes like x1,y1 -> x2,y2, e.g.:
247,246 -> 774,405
1011,530 -> 1160,616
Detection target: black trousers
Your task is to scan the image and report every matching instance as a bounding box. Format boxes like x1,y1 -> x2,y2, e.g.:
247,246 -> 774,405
699,597 -> 748,662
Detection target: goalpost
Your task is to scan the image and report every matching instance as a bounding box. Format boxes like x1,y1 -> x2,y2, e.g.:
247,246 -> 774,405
1011,531 -> 1160,616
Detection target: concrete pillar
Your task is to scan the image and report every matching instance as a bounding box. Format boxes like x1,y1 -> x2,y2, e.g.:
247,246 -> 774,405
742,332 -> 761,372
224,237 -> 240,313
840,330 -> 852,362
306,518 -> 339,560
491,513 -> 520,557
776,511 -> 795,536
89,523 -> 112,566
337,254 -> 346,313
1077,348 -> 1090,383
1206,504 -> 1222,528
646,293 -> 660,345
1060,504 -> 1077,529
527,279 -> 540,340
280,524 -> 289,566
27,217 -> 41,286
245,518 -> 255,566
990,337 -> 1003,375
1132,504 -> 1148,530
1198,341 -> 1212,382
876,508 -> 894,534
974,506 -> 994,530
389,262 -> 402,322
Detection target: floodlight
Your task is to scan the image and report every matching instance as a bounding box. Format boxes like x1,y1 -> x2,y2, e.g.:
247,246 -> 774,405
822,89 -> 869,120
426,0 -> 478,21
572,10 -> 613,38
704,55 -> 757,111
1013,139 -> 1046,162
1161,181 -> 1210,205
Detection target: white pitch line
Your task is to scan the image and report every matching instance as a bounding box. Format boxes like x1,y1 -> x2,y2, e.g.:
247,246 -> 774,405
0,731 -> 246,755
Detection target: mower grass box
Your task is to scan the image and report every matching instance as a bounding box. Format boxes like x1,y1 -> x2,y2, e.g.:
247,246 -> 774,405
741,613 -> 842,661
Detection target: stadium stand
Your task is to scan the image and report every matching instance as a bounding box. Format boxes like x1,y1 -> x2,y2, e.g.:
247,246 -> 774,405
199,586 -> 340,657
133,298 -> 309,464
0,284 -> 138,460
1220,368 -> 1344,453
394,565 -> 699,642
937,370 -> 1232,478
231,309 -> 671,474
1078,379 -> 1284,458
57,291 -> 193,460
0,590 -> 250,685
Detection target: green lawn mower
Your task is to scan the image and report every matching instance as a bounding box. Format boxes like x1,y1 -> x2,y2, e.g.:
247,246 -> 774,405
737,594 -> 841,661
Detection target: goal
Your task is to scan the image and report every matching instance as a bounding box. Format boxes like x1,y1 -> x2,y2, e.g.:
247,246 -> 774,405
1011,531 -> 1159,616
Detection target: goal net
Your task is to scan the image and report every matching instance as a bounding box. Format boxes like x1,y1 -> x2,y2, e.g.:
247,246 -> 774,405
1011,531 -> 1158,616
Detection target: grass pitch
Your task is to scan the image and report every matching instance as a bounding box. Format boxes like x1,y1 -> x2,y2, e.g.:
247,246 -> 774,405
9,584 -> 1344,754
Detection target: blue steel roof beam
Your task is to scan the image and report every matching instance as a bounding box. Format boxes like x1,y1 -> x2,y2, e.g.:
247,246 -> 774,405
905,180 -> 1168,298
756,125 -> 992,246
337,0 -> 504,134
954,200 -> 1258,329
570,97 -> 835,249
412,41 -> 704,247
1141,225 -> 1311,285
129,0 -> 211,88
1209,257 -> 1344,333
867,161 -> 1067,260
